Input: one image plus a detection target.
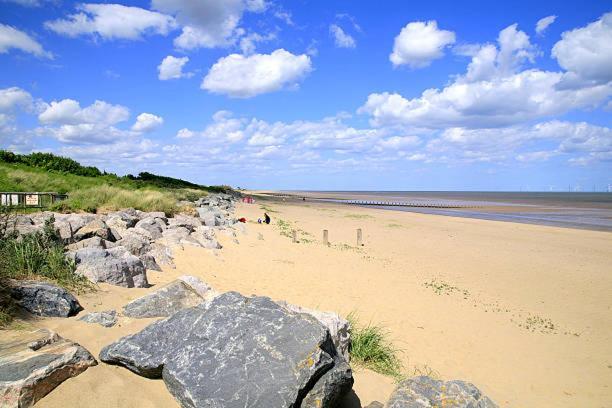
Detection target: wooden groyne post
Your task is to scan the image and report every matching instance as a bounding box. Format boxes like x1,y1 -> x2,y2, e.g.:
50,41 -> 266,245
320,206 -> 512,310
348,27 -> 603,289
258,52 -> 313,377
323,229 -> 329,246
357,228 -> 363,246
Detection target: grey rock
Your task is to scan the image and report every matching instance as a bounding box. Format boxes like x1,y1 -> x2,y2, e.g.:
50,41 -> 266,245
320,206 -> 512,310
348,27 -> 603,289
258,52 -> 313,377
100,292 -> 353,407
167,215 -> 201,231
147,242 -> 175,268
72,247 -> 148,288
365,403 -> 384,408
279,301 -> 352,362
116,232 -> 152,256
134,217 -> 165,240
302,359 -> 353,408
0,329 -> 97,408
197,209 -> 217,227
74,219 -> 114,242
145,212 -> 168,222
65,236 -> 109,251
79,310 -> 117,327
122,277 -> 213,318
140,253 -> 162,271
8,280 -> 82,317
385,376 -> 498,408
105,211 -> 139,229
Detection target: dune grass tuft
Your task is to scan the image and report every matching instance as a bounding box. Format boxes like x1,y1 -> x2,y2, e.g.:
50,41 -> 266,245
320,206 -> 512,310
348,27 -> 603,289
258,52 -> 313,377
348,313 -> 403,379
0,214 -> 92,292
51,185 -> 180,215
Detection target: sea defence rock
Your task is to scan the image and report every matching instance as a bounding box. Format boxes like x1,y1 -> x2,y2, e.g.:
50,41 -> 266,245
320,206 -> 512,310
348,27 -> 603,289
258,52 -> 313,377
385,376 -> 498,408
79,310 -> 117,327
8,280 -> 82,317
278,301 -> 352,363
70,247 -> 148,288
100,292 -> 353,407
122,276 -> 215,318
74,219 -> 114,242
0,329 -> 97,408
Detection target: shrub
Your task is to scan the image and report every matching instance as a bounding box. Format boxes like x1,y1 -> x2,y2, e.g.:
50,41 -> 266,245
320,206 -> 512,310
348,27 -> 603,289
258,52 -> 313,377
348,313 -> 403,379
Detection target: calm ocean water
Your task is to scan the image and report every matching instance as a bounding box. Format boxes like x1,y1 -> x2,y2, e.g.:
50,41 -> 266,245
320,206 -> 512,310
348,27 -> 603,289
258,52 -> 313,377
296,191 -> 612,232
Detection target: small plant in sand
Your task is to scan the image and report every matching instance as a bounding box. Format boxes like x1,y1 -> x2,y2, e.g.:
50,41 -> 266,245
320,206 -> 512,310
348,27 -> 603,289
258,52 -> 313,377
423,279 -> 470,298
344,213 -> 374,219
347,313 -> 403,379
386,223 -> 404,228
259,204 -> 279,213
275,218 -> 313,243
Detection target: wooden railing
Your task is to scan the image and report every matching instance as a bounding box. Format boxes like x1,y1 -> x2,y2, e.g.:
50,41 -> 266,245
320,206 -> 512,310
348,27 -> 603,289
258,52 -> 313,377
0,192 -> 68,210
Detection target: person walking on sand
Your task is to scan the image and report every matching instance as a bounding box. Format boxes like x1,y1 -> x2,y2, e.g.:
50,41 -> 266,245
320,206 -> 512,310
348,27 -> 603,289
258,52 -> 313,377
264,212 -> 271,224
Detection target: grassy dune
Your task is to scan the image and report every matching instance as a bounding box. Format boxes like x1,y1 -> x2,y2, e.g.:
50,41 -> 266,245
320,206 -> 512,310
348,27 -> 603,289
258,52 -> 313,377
0,158 -> 224,215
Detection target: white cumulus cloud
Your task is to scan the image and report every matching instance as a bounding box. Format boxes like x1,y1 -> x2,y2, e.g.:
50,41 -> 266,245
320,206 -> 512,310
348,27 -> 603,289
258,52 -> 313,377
152,0 -> 267,50
552,12 -> 612,84
201,49 -> 312,98
536,15 -> 557,35
361,21 -> 611,129
158,55 -> 191,80
38,99 -> 129,126
132,113 -> 163,132
390,20 -> 455,68
0,87 -> 33,112
329,24 -> 355,48
0,23 -> 52,58
45,3 -> 176,40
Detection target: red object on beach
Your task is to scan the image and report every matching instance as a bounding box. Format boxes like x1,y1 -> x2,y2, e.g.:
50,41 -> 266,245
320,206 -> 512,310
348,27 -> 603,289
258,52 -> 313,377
242,196 -> 255,204
238,217 -> 246,223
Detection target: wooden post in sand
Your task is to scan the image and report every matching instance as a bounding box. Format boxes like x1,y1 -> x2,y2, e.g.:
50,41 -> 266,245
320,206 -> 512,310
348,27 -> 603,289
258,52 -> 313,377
292,230 -> 298,243
357,228 -> 363,246
323,229 -> 329,246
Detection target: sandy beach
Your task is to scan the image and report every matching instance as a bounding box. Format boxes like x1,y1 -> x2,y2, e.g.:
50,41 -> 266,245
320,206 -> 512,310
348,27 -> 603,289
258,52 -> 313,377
30,195 -> 612,407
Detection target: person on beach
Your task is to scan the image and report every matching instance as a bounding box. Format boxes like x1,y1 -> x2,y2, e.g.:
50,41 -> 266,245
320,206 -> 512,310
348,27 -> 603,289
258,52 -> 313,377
264,213 -> 271,224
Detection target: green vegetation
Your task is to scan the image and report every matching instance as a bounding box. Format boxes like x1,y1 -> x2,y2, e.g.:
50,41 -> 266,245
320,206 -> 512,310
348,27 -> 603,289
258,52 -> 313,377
0,211 -> 93,326
348,313 -> 403,379
0,150 -> 232,215
259,204 -> 279,213
386,223 -> 405,228
0,214 -> 91,290
344,213 -> 374,219
423,279 -> 470,298
275,218 -> 313,243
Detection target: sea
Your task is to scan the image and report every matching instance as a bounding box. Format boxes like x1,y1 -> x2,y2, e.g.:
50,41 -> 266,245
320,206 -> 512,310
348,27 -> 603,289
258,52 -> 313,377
294,191 -> 612,232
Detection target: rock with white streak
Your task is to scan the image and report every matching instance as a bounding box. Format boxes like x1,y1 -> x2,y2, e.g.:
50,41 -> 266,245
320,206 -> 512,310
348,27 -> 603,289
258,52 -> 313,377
0,329 -> 97,408
278,301 -> 352,362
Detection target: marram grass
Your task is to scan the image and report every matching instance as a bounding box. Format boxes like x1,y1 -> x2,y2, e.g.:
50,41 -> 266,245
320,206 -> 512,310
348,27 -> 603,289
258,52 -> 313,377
347,313 -> 403,379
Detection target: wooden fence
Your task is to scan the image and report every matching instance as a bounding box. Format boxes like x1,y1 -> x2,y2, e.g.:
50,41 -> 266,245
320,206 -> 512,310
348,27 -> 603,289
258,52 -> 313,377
0,192 -> 68,210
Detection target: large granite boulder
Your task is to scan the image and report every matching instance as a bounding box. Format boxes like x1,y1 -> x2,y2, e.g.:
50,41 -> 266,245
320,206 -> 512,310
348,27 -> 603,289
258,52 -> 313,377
100,292 -> 353,407
116,232 -> 152,256
134,217 -> 165,240
65,236 -> 111,251
79,310 -> 117,327
385,376 -> 497,408
8,280 -> 82,317
0,329 -> 97,408
74,219 -> 114,242
71,247 -> 148,288
122,276 -> 215,318
54,213 -> 96,242
278,301 -> 351,362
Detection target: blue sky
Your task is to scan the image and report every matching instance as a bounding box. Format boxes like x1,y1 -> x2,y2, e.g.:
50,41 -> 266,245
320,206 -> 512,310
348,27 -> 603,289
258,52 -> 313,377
0,0 -> 611,191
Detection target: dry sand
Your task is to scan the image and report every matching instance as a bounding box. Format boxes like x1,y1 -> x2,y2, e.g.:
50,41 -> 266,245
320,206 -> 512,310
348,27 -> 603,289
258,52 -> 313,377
28,196 -> 612,407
